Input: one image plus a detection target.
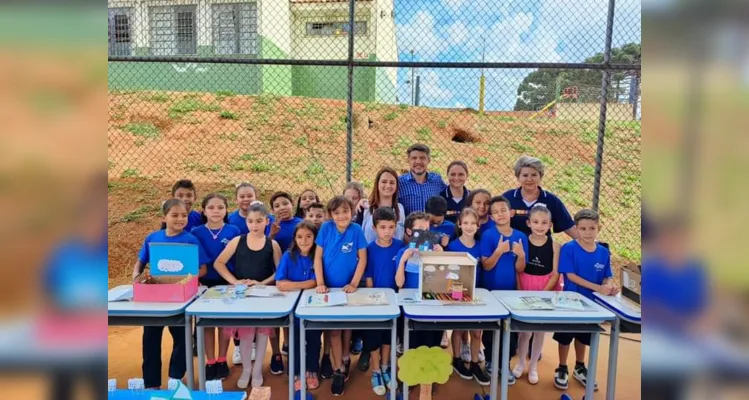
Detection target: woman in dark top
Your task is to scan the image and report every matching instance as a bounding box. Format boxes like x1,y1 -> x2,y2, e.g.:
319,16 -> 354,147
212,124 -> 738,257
441,160 -> 470,224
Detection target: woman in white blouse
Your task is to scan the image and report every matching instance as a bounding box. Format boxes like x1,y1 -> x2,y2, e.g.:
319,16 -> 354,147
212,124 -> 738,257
358,166 -> 406,242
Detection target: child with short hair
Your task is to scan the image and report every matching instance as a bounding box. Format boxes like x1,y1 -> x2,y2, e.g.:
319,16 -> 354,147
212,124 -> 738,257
229,183 -> 274,236
553,209 -> 617,391
214,203 -> 282,389
132,199 -> 209,389
479,195 -> 528,385
276,221 -> 322,393
442,161 -> 470,224
364,207 -> 404,395
191,194 -> 241,381
426,196 -> 456,247
466,189 -> 493,235
171,179 -> 203,232
447,208 -> 489,386
304,202 -> 326,229
295,189 -> 320,219
512,204 -> 561,385
314,196 -> 368,396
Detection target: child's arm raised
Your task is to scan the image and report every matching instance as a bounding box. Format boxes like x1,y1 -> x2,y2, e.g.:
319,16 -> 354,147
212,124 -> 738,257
542,241 -> 561,291
214,237 -> 243,285
344,247 -> 367,293
395,249 -> 414,289
314,245 -> 328,293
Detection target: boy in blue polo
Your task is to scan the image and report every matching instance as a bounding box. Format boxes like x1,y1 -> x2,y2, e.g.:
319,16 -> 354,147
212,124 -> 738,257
554,209 -> 618,391
479,195 -> 528,384
171,179 -> 203,232
314,196 -> 368,396
426,196 -> 456,247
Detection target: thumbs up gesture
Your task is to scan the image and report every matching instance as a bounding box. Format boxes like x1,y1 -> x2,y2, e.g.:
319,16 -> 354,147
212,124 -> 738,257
512,241 -> 525,258
496,235 -> 510,255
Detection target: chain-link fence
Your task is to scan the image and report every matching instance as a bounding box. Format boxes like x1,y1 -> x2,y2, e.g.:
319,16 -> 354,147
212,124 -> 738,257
108,0 -> 641,276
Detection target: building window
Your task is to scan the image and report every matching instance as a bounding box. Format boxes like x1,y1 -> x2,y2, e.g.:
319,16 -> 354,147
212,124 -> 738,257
305,21 -> 367,37
108,8 -> 133,56
212,3 -> 258,55
149,5 -> 197,56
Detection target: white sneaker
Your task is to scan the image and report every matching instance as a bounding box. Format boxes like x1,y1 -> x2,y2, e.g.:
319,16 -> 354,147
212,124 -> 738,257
528,367 -> 539,385
460,342 -> 471,362
512,362 -> 525,379
232,347 -> 242,365
237,369 -> 251,389
251,369 -> 263,388
396,340 -> 404,356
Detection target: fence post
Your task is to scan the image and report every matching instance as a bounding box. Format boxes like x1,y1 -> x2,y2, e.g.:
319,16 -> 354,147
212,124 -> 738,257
345,0 -> 356,183
592,0 -> 616,212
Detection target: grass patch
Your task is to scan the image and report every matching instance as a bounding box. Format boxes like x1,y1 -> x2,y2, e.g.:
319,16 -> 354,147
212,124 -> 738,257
250,162 -> 272,173
125,122 -> 159,139
581,130 -> 597,144
228,160 -> 246,171
255,93 -> 278,106
546,128 -> 570,136
218,132 -> 240,141
121,168 -> 140,178
264,134 -> 281,142
108,160 -> 115,170
555,177 -> 580,194
431,149 -> 444,159
305,160 -> 325,178
120,205 -> 159,223
437,120 -> 447,129
510,142 -> 534,153
581,164 -> 596,177
475,156 -> 489,165
219,110 -> 239,120
416,127 -> 432,141
364,102 -> 382,112
398,104 -> 408,110
168,98 -> 221,119
147,93 -> 170,103
134,139 -> 145,147
383,112 -> 398,121
390,137 -> 410,156
209,164 -> 221,172
293,136 -> 308,146
539,155 -> 555,166
282,120 -> 296,130
496,116 -> 515,122
238,153 -> 254,161
215,90 -> 236,100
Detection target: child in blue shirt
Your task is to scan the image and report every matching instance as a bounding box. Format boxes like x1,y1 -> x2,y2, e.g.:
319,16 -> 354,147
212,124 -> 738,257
275,221 -> 322,393
426,196 -> 455,246
295,188 -> 320,218
466,189 -> 493,235
446,208 -> 490,386
553,209 -> 618,391
479,195 -> 528,384
363,207 -> 404,395
270,191 -> 304,252
441,161 -> 470,224
304,202 -> 326,230
171,179 -> 202,232
131,199 -> 209,389
191,193 -> 241,381
314,196 -> 367,396
228,182 -> 274,236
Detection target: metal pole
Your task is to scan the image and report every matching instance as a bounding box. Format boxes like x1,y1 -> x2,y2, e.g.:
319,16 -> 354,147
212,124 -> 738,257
592,0 -> 616,211
415,75 -> 421,106
345,0 -> 356,183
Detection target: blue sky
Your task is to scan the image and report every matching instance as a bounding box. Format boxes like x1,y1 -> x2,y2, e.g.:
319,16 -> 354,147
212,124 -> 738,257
390,0 -> 642,110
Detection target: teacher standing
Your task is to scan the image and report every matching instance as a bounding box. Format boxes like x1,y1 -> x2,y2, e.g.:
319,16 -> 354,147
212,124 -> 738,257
398,143 -> 446,216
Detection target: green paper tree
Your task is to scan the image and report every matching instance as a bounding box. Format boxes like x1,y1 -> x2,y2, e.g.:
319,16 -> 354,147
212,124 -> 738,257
397,346 -> 452,400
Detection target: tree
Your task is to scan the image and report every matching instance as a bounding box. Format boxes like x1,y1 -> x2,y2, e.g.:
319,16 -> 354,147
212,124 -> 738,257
397,346 -> 452,400
514,42 -> 641,111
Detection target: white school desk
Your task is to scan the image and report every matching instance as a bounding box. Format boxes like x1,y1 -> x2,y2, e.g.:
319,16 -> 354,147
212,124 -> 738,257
400,288 -> 510,400
186,286 -> 301,398
493,291 -> 616,400
295,288 -> 400,400
593,293 -> 641,400
108,285 -> 203,389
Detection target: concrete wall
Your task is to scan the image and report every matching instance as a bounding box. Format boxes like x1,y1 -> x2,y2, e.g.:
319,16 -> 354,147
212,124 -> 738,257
556,103 -> 636,121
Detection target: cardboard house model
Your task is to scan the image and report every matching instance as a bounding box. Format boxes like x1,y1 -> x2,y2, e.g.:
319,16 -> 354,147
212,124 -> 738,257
417,251 -> 478,303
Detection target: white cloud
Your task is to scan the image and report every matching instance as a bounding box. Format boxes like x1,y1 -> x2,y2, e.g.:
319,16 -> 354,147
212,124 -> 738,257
396,11 -> 448,59
442,0 -> 466,13
446,22 -> 469,45
419,70 -> 453,105
157,259 -> 184,273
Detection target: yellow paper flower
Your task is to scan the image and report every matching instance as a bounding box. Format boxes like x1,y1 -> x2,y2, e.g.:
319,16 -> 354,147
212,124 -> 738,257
397,346 -> 452,386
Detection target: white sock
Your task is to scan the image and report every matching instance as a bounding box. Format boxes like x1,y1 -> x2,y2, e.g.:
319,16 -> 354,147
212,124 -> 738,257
529,332 -> 546,370
252,333 -> 268,387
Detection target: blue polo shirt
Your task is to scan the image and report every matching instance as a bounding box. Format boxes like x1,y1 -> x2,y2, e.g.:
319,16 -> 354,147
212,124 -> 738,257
137,230 -> 210,266
191,224 -> 241,280
395,246 -> 421,289
502,187 -> 574,237
275,251 -> 315,283
479,220 -> 494,235
274,217 -> 303,252
479,226 -> 528,290
365,239 -> 404,289
186,210 -> 203,232
228,210 -> 274,236
447,238 -> 481,286
430,220 -> 456,242
558,240 -> 612,299
441,186 -> 470,224
316,220 -> 368,288
398,171 -> 447,215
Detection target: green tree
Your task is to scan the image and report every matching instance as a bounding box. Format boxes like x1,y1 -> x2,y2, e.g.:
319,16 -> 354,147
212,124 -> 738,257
398,346 -> 452,400
514,42 -> 641,111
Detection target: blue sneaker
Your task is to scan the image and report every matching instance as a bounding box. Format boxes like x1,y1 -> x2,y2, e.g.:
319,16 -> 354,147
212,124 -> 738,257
370,372 -> 386,396
352,338 -> 363,355
382,367 -> 392,389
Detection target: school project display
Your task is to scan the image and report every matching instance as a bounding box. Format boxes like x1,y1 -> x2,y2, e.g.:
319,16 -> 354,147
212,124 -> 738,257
134,243 -> 199,302
620,263 -> 641,308
398,346 -> 452,400
417,252 -> 479,304
409,229 -> 441,250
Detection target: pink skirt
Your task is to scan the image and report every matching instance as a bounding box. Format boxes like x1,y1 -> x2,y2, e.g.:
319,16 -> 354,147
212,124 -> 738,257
518,272 -> 561,291
224,327 -> 275,339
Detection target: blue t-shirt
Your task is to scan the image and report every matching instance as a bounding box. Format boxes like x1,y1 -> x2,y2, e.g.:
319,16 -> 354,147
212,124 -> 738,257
228,210 -> 274,236
275,251 -> 316,283
315,220 -> 368,288
479,220 -> 494,235
558,240 -> 612,299
365,239 -> 404,289
642,257 -> 706,330
45,237 -> 108,310
186,210 -> 203,232
502,187 -> 574,237
447,237 -> 481,286
479,226 -> 528,290
274,217 -> 303,252
190,224 -> 241,280
441,186 -> 470,224
395,246 -> 421,289
137,230 -> 210,267
431,220 -> 456,242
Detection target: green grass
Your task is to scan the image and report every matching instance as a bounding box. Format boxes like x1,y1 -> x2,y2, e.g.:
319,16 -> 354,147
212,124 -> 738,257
431,149 -> 444,159
416,127 -> 432,141
121,168 -> 140,178
539,155 -> 555,166
228,160 -> 246,171
390,137 -> 410,156
496,116 -> 515,122
282,121 -> 296,130
134,139 -> 145,147
238,153 -> 254,161
581,164 -> 596,177
293,136 -> 308,146
255,93 -> 278,106
581,130 -> 598,144
475,156 -> 489,165
125,122 -> 159,139
250,162 -> 272,173
108,160 -> 115,170
437,120 -> 447,129
398,104 -> 408,110
215,90 -> 236,100
209,164 -> 221,172
364,102 -> 382,112
120,205 -> 159,223
305,160 -> 325,178
219,110 -> 238,120
218,132 -> 239,141
383,112 -> 398,121
146,93 -> 170,103
168,98 -> 221,119
510,142 -> 534,153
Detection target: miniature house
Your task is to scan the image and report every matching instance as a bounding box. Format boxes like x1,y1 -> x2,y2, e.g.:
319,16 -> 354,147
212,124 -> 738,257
417,251 -> 478,303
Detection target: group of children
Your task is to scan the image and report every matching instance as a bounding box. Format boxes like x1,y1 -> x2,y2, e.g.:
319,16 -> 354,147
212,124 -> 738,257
132,171 -> 619,396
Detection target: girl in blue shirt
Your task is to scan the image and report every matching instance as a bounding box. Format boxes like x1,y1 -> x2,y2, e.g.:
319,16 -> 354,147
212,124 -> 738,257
270,192 -> 304,252
466,189 -> 493,235
314,196 -> 367,396
131,199 -> 209,389
275,221 -> 322,393
295,188 -> 320,218
228,183 -> 274,236
191,193 -> 241,381
446,208 -> 490,385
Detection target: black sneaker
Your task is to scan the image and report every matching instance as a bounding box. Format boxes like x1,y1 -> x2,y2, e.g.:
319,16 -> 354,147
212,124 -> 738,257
343,358 -> 351,381
320,355 -> 334,379
215,361 -> 230,380
281,342 -> 289,356
205,363 -> 217,381
351,338 -> 363,355
270,353 -> 285,375
357,352 -> 370,372
573,363 -> 599,391
554,365 -> 569,390
452,358 -> 472,379
470,362 -> 490,386
331,370 -> 346,396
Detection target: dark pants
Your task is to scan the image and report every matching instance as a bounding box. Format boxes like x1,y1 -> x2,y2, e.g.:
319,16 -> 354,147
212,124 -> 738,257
142,326 -> 186,388
51,361 -> 107,400
482,326 -> 517,366
293,319 -> 322,376
364,316 -> 404,352
410,330 -> 443,349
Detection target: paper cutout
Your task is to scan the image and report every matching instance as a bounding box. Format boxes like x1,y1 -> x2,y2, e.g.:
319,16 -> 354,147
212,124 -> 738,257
205,380 -> 223,394
128,378 -> 144,390
423,265 -> 436,273
445,272 -> 459,280
108,379 -> 117,392
447,264 -> 460,271
157,259 -> 184,272
398,346 -> 452,400
438,265 -> 445,271
170,380 -> 192,400
167,378 -> 180,391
